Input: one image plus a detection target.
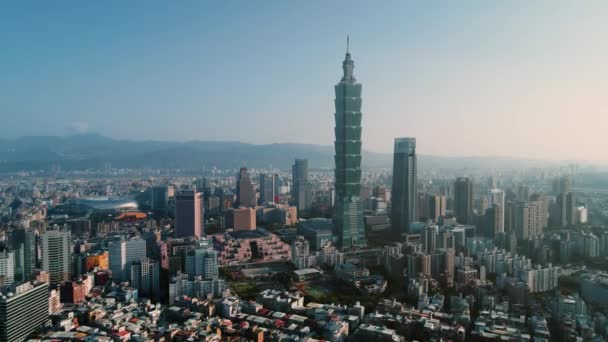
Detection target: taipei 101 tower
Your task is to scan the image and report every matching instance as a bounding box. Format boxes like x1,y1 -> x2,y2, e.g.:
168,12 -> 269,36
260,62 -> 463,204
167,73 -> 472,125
333,37 -> 367,250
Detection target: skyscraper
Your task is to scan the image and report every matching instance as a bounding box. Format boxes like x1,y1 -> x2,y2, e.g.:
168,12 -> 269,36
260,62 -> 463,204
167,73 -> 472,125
259,173 -> 275,205
9,228 -> 36,282
391,137 -> 417,237
185,244 -> 219,280
454,177 -> 473,225
488,189 -> 505,235
150,185 -> 169,211
292,159 -> 312,213
333,39 -> 366,250
108,237 -> 147,282
130,258 -> 160,298
175,189 -> 204,238
429,195 -> 447,222
236,167 -> 256,207
0,251 -> 15,286
41,228 -> 72,285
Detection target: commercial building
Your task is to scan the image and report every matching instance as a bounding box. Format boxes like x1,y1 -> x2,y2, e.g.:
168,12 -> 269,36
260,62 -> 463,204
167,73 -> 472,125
0,251 -> 15,287
108,237 -> 147,282
258,173 -> 275,205
236,167 -> 256,207
391,137 -> 417,237
333,43 -> 367,250
231,207 -> 256,231
41,228 -> 72,285
292,159 -> 312,213
454,178 -> 473,225
175,189 -> 204,238
0,281 -> 49,342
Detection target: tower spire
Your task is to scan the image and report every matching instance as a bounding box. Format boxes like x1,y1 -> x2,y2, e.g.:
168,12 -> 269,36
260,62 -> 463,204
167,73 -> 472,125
347,35 -> 350,54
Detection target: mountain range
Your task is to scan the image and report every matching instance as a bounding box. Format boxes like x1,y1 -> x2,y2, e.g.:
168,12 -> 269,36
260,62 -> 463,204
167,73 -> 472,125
0,134 -> 566,172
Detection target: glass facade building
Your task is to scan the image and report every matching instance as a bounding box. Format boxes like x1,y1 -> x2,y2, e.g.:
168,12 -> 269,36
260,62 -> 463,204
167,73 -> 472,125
333,45 -> 366,250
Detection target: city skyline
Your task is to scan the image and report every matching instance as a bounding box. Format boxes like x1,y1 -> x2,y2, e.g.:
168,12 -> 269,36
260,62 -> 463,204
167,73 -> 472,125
2,2 -> 608,163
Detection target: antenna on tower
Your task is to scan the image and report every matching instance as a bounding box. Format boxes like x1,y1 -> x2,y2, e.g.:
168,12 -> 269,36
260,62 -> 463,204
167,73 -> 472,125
346,35 -> 350,53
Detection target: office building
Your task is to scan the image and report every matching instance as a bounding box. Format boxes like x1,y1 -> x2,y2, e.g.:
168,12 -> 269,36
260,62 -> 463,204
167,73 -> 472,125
0,251 -> 15,287
0,281 -> 49,342
488,189 -> 505,235
9,229 -> 36,282
553,176 -> 572,196
429,195 -> 447,222
185,245 -> 219,280
259,173 -> 275,205
130,258 -> 160,298
41,228 -> 72,285
236,167 -> 256,207
391,137 -> 417,237
292,159 -> 312,213
454,178 -> 473,224
556,192 -> 576,227
175,189 -> 204,238
231,208 -> 256,231
333,40 -> 366,249
108,237 -> 147,282
150,185 -> 169,211
421,225 -> 438,254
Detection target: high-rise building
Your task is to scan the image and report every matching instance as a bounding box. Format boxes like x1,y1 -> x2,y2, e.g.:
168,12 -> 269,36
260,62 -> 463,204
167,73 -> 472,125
332,40 -> 366,250
553,176 -> 572,196
259,173 -> 275,205
108,237 -> 147,282
0,251 -> 15,286
291,236 -> 312,269
236,167 -> 256,207
454,178 -> 473,225
41,228 -> 72,285
391,138 -> 417,237
488,189 -> 505,235
151,185 -> 169,211
130,258 -> 160,298
421,225 -> 438,254
0,281 -> 49,342
175,190 -> 204,238
292,159 -> 312,213
429,195 -> 447,222
9,229 -> 36,282
556,192 -> 576,227
185,244 -> 219,280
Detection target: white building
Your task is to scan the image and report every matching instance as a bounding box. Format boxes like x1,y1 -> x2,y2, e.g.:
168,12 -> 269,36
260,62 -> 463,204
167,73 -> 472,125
0,251 -> 15,286
108,237 -> 147,282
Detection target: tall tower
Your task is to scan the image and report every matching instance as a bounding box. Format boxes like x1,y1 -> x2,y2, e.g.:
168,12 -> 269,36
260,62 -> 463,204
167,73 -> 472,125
488,188 -> 505,236
292,159 -> 312,213
259,173 -> 275,205
333,38 -> 366,250
391,137 -> 417,237
175,190 -> 204,238
236,167 -> 256,207
454,177 -> 473,225
41,227 -> 72,285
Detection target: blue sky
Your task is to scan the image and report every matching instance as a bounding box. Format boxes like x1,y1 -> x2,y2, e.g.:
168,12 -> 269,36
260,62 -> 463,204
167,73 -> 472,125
1,1 -> 607,163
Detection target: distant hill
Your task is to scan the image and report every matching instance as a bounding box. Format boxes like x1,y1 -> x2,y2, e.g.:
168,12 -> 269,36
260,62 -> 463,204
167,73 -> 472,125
0,133 -> 563,172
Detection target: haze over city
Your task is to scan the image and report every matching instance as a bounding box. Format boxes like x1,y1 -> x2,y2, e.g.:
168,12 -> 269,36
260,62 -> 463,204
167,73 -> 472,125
2,1 -> 607,164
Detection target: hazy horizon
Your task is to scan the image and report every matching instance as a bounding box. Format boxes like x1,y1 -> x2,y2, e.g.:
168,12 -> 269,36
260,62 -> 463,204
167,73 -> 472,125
2,1 -> 607,164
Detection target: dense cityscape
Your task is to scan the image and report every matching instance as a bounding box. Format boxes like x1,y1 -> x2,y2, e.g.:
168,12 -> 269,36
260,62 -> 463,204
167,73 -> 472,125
3,3 -> 608,342
1,43 -> 608,342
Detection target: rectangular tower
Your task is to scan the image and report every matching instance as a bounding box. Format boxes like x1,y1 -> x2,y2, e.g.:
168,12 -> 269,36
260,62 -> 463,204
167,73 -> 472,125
175,190 -> 204,238
391,137 -> 417,237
